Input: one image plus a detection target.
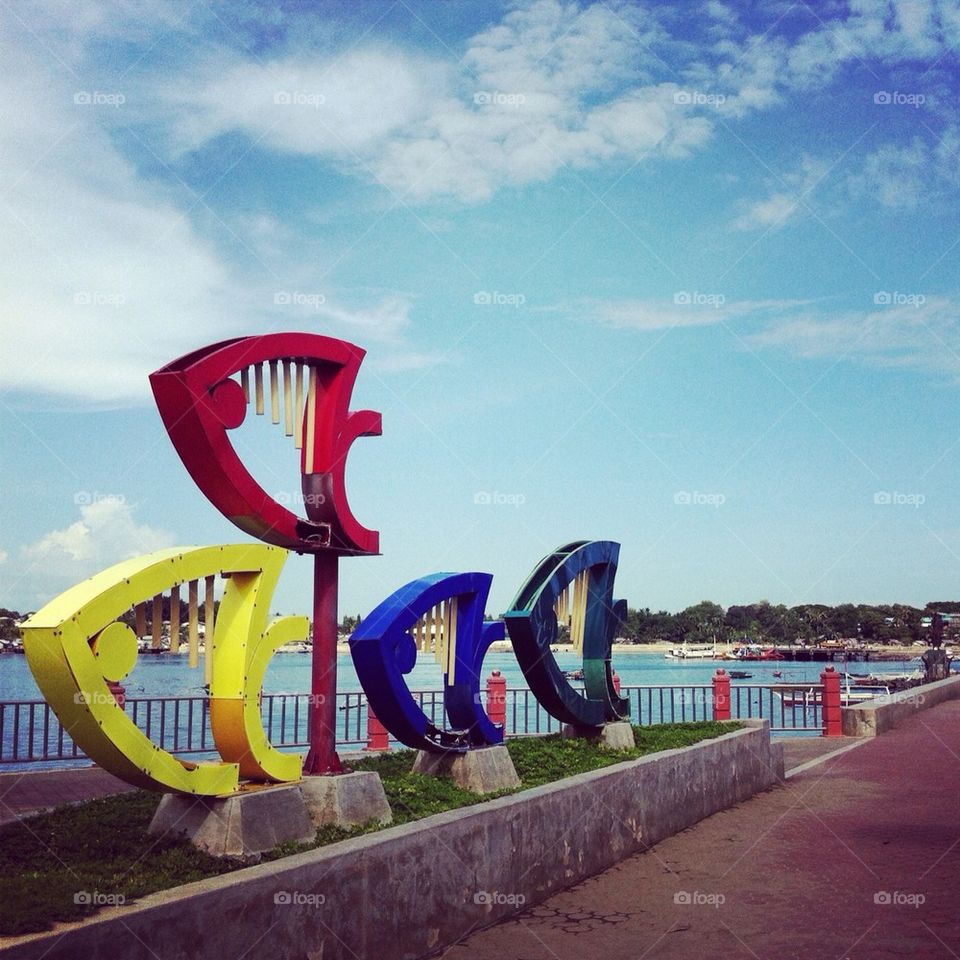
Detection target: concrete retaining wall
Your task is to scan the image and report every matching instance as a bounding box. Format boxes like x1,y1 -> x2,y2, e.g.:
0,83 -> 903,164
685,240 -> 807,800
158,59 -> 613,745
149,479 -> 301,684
842,674 -> 960,737
0,720 -> 783,960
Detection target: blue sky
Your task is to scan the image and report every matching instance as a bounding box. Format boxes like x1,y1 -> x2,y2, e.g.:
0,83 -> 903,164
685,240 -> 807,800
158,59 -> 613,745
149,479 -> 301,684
1,0 -> 959,619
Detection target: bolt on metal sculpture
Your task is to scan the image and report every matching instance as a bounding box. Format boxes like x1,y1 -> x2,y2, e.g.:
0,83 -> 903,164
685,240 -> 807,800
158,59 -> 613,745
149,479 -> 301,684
150,333 -> 380,775
504,540 -> 629,728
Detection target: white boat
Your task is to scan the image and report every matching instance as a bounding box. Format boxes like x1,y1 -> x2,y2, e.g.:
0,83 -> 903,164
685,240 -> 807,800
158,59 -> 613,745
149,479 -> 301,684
276,640 -> 312,654
665,643 -> 718,660
774,683 -> 890,708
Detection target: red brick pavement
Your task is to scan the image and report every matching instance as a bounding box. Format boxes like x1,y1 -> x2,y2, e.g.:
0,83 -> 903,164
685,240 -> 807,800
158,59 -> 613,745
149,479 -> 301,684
441,702 -> 960,960
0,766 -> 135,826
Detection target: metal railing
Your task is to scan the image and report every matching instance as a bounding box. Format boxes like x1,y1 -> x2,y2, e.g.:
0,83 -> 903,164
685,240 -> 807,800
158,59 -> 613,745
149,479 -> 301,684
0,682 -> 824,767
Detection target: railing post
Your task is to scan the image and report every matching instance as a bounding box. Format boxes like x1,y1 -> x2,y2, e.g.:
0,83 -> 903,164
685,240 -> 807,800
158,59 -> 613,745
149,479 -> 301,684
486,670 -> 507,731
821,666 -> 842,736
712,669 -> 731,721
365,700 -> 390,752
106,681 -> 126,710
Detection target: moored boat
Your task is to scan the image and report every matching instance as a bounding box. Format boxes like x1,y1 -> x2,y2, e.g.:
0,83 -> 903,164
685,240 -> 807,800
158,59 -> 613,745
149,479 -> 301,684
665,642 -> 719,660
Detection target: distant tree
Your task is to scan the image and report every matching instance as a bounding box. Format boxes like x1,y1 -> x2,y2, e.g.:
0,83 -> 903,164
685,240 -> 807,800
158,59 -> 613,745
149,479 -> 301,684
828,603 -> 860,639
678,601 -> 725,642
724,604 -> 758,633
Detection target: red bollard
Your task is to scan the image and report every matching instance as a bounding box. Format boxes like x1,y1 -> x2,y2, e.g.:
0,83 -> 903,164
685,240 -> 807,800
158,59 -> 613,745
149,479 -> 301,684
612,671 -> 621,696
365,701 -> 390,752
106,681 -> 126,710
712,669 -> 731,721
486,670 -> 507,730
821,666 -> 842,737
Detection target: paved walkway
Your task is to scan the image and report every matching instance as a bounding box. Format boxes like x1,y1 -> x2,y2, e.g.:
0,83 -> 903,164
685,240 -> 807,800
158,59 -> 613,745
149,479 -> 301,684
441,702 -> 960,960
0,766 -> 134,826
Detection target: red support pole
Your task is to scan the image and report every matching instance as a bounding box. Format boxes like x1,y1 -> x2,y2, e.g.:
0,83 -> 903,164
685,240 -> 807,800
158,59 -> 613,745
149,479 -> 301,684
365,702 -> 390,752
486,670 -> 507,730
713,669 -> 731,721
303,552 -> 343,774
821,666 -> 842,737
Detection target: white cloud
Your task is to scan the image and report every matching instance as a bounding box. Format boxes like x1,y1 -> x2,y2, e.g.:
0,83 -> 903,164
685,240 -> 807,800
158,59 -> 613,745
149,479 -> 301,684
586,296 -> 812,331
165,49 -> 445,159
20,499 -> 175,582
0,550 -> 8,565
745,295 -> 960,377
311,295 -> 414,344
588,293 -> 960,381
732,156 -> 828,231
0,35 -> 442,406
849,126 -> 960,210
850,139 -> 929,209
2,1 -> 958,408
0,31 -> 241,405
155,2 -> 711,203
146,1 -> 960,208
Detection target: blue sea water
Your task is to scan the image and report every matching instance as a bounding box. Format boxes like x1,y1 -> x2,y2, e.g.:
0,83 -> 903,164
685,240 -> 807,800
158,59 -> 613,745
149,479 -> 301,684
0,646 -> 922,703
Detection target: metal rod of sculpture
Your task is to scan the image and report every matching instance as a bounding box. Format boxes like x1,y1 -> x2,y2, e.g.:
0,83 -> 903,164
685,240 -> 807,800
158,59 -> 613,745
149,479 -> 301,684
150,333 -> 381,775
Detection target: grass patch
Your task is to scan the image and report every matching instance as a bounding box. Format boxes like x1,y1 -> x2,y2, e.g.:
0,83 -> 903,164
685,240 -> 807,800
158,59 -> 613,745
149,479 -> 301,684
0,721 -> 738,936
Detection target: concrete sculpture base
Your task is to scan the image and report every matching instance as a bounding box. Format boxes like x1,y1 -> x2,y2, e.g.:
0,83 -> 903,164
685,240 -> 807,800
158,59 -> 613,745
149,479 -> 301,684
299,771 -> 393,828
412,744 -> 521,794
562,720 -> 636,750
149,772 -> 392,857
149,782 -> 315,858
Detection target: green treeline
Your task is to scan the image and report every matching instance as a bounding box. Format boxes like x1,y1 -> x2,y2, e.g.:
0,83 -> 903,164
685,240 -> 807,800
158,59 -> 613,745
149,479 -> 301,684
619,600 -> 960,646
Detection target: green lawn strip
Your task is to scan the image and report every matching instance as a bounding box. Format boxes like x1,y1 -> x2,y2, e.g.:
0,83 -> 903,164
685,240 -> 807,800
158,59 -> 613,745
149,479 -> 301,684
0,721 -> 738,936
